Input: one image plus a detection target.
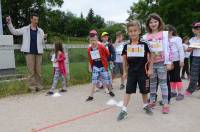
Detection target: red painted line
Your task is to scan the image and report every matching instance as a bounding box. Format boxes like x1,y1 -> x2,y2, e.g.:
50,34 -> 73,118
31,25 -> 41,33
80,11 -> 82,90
33,106 -> 115,132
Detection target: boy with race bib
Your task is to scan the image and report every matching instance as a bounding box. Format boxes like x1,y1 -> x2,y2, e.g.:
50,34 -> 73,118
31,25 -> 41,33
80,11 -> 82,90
86,31 -> 115,101
117,20 -> 154,121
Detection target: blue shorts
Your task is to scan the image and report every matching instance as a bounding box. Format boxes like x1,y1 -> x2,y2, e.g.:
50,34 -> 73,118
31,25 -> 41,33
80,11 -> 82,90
92,66 -> 110,85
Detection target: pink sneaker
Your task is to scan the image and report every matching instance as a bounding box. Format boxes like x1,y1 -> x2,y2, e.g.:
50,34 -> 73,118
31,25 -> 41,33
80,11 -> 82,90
162,106 -> 169,114
184,90 -> 191,97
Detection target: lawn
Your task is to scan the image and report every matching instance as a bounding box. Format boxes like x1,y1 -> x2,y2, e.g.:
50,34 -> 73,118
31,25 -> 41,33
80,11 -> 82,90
0,46 -> 91,98
0,62 -> 91,98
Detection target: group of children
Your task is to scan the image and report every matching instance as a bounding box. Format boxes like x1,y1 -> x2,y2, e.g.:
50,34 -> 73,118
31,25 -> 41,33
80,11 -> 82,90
46,13 -> 200,121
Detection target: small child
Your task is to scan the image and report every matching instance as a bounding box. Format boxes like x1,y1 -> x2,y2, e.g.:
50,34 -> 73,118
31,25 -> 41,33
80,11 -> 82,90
144,13 -> 173,114
101,32 -> 116,89
181,36 -> 191,79
47,42 -> 67,95
185,22 -> 200,95
165,24 -> 185,101
113,31 -> 125,89
117,20 -> 154,121
86,31 -> 115,101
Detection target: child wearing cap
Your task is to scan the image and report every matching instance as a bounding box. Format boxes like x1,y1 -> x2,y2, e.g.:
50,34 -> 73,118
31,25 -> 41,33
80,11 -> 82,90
101,32 -> 116,89
185,22 -> 200,95
113,31 -> 125,90
117,20 -> 154,121
86,32 -> 115,101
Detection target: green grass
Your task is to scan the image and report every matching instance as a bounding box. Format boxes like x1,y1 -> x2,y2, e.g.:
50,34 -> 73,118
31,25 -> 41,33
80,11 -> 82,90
15,48 -> 88,66
0,62 -> 91,98
48,35 -> 88,44
0,38 -> 90,98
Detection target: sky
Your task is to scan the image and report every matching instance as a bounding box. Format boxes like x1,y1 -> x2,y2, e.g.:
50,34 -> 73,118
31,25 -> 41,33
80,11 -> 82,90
60,0 -> 139,23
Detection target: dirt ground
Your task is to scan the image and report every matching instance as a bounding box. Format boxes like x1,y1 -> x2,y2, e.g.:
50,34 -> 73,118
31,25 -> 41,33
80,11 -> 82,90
0,79 -> 200,132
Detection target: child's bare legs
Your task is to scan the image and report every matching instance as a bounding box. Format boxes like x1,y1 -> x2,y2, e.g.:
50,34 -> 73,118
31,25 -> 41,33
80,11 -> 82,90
142,94 -> 148,105
89,84 -> 96,97
121,76 -> 125,85
122,94 -> 131,111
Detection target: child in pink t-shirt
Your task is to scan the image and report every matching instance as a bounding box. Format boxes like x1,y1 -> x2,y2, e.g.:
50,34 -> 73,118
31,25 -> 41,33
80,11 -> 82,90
144,13 -> 173,114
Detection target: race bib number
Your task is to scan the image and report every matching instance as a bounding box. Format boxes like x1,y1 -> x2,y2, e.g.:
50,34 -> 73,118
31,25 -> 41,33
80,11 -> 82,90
149,40 -> 163,52
127,45 -> 144,57
90,50 -> 100,60
189,43 -> 200,48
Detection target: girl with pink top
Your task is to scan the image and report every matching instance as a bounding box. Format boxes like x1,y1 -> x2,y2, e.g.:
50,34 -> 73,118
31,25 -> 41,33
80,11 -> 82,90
144,13 -> 173,114
47,42 -> 67,95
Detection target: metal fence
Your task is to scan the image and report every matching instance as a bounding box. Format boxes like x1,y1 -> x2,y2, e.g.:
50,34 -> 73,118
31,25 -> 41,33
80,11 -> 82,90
0,44 -> 89,81
0,44 -> 88,50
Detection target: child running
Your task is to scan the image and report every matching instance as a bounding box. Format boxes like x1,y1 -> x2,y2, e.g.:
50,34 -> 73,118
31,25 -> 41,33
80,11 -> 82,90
86,31 -> 115,101
117,20 -> 154,121
144,13 -> 173,114
113,31 -> 125,90
47,42 -> 67,95
185,22 -> 200,95
165,24 -> 185,101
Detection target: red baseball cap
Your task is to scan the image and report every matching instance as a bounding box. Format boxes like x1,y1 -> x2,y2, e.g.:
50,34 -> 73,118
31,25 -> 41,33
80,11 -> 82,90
89,30 -> 98,37
192,22 -> 200,28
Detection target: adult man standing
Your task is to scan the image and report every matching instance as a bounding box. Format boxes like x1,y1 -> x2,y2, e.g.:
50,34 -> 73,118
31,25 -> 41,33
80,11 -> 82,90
6,14 -> 45,91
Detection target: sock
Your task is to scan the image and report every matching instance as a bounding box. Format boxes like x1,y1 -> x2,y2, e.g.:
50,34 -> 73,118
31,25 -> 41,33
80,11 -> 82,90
170,82 -> 176,93
122,106 -> 127,112
177,82 -> 183,94
143,103 -> 148,108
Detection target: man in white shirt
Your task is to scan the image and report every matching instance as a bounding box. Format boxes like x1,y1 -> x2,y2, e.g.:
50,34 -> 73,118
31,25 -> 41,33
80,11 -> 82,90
6,14 -> 45,91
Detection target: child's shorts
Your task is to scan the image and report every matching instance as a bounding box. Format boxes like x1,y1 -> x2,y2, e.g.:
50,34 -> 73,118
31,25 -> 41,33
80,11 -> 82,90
92,66 -> 110,85
113,62 -> 123,75
126,68 -> 150,94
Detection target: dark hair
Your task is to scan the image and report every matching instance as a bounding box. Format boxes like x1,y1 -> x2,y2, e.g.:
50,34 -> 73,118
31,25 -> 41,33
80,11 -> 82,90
165,24 -> 177,36
182,36 -> 189,43
127,20 -> 141,30
54,41 -> 64,57
146,13 -> 164,33
116,31 -> 123,37
30,13 -> 39,18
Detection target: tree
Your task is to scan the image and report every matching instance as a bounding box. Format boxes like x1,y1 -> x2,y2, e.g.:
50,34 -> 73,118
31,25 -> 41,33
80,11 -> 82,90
2,0 -> 64,32
86,8 -> 95,24
94,15 -> 105,29
80,13 -> 84,19
67,17 -> 90,37
99,23 -> 126,42
86,8 -> 105,29
128,0 -> 200,36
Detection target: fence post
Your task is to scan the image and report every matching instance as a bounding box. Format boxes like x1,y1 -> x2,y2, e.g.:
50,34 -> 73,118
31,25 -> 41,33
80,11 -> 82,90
64,45 -> 70,80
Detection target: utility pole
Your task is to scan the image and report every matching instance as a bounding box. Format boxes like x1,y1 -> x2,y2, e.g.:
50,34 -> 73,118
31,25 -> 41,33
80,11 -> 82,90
0,0 -> 3,35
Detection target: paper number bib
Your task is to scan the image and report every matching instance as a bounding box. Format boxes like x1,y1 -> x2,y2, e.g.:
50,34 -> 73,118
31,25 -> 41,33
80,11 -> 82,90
127,45 -> 144,57
90,50 -> 100,60
149,40 -> 163,52
189,43 -> 200,48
